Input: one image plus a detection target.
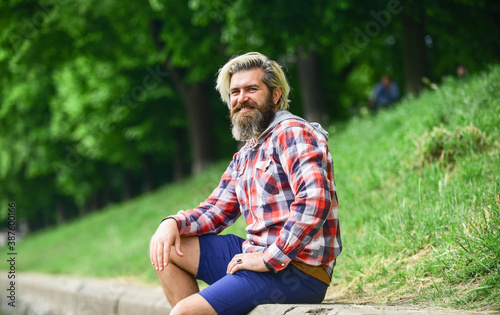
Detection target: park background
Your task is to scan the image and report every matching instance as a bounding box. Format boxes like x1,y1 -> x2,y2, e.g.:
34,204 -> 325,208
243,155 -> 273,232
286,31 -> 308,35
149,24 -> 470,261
0,0 -> 499,312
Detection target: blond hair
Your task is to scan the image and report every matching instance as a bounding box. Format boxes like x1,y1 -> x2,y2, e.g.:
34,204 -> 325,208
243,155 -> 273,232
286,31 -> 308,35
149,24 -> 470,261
216,52 -> 290,110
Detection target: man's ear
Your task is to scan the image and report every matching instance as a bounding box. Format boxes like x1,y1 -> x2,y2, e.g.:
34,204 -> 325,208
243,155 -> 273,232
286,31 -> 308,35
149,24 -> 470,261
273,87 -> 282,106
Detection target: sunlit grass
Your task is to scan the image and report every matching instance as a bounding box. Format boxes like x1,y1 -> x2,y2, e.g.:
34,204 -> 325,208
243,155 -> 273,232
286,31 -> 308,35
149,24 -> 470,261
8,162 -> 233,283
2,66 -> 499,311
327,66 -> 500,311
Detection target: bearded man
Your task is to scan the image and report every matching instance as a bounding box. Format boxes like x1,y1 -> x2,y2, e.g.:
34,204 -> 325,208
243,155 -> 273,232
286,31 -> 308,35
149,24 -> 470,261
149,52 -> 342,315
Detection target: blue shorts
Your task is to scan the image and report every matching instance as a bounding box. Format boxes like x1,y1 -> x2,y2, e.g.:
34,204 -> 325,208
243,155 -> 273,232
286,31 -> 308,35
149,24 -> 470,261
196,234 -> 328,315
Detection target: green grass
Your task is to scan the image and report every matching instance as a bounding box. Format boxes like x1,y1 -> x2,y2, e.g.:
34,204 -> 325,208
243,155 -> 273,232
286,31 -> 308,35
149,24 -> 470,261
3,66 -> 500,311
326,66 -> 500,311
5,162 -> 245,284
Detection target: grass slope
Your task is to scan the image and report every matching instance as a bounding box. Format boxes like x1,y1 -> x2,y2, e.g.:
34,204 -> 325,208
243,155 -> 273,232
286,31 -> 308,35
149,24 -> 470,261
327,67 -> 500,311
4,66 -> 500,311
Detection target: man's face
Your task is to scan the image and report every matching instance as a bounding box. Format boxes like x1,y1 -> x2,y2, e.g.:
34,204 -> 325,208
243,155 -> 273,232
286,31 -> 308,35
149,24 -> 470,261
229,69 -> 279,141
381,75 -> 391,88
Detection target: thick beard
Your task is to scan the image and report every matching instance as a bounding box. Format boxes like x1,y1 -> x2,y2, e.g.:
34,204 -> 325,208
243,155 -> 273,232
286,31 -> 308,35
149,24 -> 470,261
230,96 -> 276,141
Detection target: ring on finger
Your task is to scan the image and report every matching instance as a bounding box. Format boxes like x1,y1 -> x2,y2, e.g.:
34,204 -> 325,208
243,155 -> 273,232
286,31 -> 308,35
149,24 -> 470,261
236,258 -> 242,264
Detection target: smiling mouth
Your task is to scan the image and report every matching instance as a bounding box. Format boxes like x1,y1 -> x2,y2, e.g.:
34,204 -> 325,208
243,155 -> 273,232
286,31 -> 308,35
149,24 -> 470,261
239,108 -> 254,114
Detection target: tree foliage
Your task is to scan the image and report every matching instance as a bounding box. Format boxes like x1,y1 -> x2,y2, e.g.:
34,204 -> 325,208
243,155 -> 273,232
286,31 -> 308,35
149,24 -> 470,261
0,0 -> 498,230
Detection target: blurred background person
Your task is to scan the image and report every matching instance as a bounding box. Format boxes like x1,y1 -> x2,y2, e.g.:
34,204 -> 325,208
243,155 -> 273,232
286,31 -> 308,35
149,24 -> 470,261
456,63 -> 468,78
369,74 -> 400,111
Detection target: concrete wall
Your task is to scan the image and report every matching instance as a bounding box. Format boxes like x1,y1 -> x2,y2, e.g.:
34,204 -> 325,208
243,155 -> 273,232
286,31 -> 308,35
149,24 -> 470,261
0,273 -> 170,315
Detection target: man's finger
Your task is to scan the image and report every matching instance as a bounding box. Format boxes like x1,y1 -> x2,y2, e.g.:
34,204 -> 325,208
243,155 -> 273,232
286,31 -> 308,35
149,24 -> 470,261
227,255 -> 241,274
229,263 -> 240,275
162,241 -> 171,268
156,241 -> 165,271
174,234 -> 183,257
227,259 -> 234,273
149,240 -> 153,265
152,242 -> 157,270
152,241 -> 159,270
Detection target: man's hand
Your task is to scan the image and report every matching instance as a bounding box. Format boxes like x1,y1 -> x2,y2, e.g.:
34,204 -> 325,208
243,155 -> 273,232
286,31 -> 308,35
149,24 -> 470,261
149,219 -> 183,271
226,252 -> 269,274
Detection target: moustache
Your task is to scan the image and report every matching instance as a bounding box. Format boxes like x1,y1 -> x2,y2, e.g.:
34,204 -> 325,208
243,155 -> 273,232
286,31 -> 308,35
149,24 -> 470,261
231,102 -> 258,115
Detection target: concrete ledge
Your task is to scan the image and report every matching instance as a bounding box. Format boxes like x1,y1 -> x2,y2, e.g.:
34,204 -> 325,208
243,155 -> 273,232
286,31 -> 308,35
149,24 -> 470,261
20,273 -> 83,315
0,272 -> 171,315
1,273 -> 492,315
248,304 -> 488,315
117,287 -> 171,315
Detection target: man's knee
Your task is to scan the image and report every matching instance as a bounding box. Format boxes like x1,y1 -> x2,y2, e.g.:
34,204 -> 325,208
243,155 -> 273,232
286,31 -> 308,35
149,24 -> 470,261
170,293 -> 216,315
169,303 -> 190,315
167,236 -> 200,276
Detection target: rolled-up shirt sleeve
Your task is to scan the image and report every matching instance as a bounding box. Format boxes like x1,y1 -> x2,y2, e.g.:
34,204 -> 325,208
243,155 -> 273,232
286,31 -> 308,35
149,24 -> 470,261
171,158 -> 241,236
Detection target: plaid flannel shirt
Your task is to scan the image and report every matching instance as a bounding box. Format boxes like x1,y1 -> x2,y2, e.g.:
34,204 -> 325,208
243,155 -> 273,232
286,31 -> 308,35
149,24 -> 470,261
171,111 -> 342,278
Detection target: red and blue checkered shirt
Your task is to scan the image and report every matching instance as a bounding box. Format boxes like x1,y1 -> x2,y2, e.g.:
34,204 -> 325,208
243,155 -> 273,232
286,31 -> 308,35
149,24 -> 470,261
171,111 -> 342,278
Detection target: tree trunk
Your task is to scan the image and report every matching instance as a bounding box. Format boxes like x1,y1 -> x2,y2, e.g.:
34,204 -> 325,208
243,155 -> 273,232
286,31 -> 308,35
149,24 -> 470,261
100,186 -> 114,208
176,80 -> 218,175
296,49 -> 329,125
122,171 -> 134,201
56,202 -> 66,225
149,19 -> 217,176
83,192 -> 98,214
401,5 -> 428,95
142,154 -> 155,192
173,127 -> 186,181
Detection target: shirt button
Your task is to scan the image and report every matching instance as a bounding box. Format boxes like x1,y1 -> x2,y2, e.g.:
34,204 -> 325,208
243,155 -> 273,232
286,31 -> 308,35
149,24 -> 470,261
281,263 -> 285,266
250,241 -> 255,245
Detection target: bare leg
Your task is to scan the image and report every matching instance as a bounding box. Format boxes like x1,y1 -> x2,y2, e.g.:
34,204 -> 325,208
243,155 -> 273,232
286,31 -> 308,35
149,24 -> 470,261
156,263 -> 199,306
154,235 -> 217,314
154,236 -> 200,306
171,293 -> 217,315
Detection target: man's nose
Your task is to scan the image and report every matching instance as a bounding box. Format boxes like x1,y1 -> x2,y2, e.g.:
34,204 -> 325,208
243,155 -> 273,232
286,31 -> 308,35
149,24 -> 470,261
237,91 -> 249,104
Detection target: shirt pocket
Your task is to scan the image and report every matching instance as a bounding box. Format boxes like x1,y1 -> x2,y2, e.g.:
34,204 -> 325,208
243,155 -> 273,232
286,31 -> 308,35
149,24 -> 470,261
254,159 -> 279,197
